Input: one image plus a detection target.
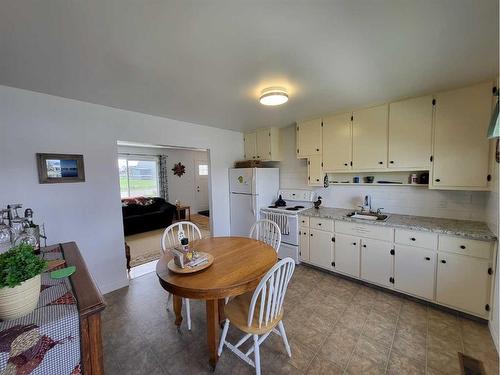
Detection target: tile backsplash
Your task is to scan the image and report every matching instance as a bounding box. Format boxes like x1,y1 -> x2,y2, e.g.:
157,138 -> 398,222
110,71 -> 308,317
278,125 -> 490,221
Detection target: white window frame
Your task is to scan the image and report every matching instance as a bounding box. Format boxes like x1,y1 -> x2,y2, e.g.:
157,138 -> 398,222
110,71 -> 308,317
118,154 -> 160,198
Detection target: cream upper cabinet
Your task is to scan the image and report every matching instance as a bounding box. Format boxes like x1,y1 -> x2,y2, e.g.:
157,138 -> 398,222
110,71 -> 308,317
322,113 -> 352,172
297,118 -> 322,158
256,128 -> 271,160
352,104 -> 388,170
243,132 -> 257,160
431,82 -> 493,190
388,96 -> 433,170
307,155 -> 323,186
245,128 -> 280,161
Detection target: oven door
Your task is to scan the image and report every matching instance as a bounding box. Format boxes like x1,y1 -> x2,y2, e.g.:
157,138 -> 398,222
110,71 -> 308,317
260,210 -> 299,246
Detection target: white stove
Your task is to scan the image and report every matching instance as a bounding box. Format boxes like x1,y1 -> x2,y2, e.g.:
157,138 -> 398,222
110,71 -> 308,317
260,189 -> 315,264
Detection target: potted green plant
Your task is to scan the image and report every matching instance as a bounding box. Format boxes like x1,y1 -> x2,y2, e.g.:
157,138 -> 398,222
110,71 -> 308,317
0,243 -> 46,320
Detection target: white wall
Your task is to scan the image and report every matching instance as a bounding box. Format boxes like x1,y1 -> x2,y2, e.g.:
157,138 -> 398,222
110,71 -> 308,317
0,86 -> 242,293
279,125 -> 489,221
117,146 -> 209,212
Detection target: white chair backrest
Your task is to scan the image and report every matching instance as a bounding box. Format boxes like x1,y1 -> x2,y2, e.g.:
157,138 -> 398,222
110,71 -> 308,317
249,219 -> 281,253
247,257 -> 295,329
161,221 -> 202,253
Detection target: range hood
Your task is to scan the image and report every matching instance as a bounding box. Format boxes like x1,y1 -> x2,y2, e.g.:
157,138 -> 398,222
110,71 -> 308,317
487,91 -> 499,139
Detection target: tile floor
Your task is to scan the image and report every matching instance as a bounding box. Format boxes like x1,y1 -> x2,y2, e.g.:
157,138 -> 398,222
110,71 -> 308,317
103,265 -> 499,375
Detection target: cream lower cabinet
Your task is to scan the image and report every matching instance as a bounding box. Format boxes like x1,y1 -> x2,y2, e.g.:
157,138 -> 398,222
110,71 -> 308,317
297,216 -> 495,318
394,245 -> 436,300
436,252 -> 491,317
299,227 -> 310,262
309,228 -> 334,269
360,238 -> 393,288
334,234 -> 360,277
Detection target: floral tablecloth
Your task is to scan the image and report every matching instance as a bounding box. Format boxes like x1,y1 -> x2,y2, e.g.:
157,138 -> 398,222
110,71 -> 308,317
0,246 -> 81,374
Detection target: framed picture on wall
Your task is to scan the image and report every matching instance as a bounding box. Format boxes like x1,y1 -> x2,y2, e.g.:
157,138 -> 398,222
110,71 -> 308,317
36,153 -> 86,183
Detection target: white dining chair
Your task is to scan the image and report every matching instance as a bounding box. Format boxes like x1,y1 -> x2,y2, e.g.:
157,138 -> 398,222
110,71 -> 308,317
218,257 -> 295,375
249,219 -> 281,253
161,221 -> 202,331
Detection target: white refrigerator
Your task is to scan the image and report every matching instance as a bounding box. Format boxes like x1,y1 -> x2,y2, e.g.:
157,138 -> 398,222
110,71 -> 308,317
229,168 -> 280,236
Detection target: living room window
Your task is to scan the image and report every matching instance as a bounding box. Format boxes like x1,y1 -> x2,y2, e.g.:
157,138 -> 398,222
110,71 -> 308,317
118,156 -> 159,198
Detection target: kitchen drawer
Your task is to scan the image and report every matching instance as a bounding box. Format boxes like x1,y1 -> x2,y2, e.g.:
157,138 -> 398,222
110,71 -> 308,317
395,229 -> 438,250
335,221 -> 394,241
438,235 -> 492,259
299,216 -> 310,227
310,217 -> 334,232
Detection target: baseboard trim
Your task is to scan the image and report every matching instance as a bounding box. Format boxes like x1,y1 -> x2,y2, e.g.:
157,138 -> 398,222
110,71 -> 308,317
100,277 -> 129,295
489,319 -> 499,353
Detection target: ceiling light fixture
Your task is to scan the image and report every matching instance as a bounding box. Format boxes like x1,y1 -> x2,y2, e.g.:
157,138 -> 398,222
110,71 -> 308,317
259,87 -> 288,106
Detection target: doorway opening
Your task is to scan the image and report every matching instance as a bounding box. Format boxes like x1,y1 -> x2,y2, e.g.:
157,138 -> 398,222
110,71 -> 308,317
117,141 -> 211,278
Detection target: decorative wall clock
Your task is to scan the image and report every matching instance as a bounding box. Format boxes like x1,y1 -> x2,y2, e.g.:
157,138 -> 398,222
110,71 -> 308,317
172,162 -> 186,177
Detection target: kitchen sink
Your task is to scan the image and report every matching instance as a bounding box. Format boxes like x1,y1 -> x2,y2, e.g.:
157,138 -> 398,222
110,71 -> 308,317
345,211 -> 389,221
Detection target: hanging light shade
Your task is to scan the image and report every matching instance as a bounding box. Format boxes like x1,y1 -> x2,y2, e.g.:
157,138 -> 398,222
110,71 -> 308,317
259,87 -> 288,106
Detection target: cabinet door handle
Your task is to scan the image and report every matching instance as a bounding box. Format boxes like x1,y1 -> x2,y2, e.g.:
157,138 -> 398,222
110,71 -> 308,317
378,161 -> 383,164
389,160 -> 394,164
410,237 -> 416,241
310,233 -> 313,237
316,148 -> 320,152
460,245 -> 466,249
352,242 -> 357,246
362,244 -> 366,248
425,257 -> 431,261
441,259 -> 447,264
344,163 -> 348,166
435,178 -> 440,182
318,223 -> 322,226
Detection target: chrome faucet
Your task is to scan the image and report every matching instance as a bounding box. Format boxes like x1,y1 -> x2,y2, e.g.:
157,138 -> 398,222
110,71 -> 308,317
363,195 -> 372,211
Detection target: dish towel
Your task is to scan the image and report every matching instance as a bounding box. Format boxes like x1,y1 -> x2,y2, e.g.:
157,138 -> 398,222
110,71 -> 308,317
263,212 -> 290,235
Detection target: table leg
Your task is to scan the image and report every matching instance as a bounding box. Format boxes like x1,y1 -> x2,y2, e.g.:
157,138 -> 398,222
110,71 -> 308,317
206,299 -> 219,370
173,295 -> 183,328
218,299 -> 226,325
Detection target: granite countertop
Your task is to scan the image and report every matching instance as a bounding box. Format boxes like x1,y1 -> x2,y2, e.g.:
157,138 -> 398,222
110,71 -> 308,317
299,207 -> 497,241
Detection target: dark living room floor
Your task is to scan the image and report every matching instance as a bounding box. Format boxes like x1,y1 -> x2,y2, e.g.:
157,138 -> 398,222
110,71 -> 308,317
102,266 -> 499,375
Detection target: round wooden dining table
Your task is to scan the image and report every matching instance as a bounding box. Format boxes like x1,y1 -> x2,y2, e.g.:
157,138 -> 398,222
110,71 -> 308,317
156,236 -> 278,370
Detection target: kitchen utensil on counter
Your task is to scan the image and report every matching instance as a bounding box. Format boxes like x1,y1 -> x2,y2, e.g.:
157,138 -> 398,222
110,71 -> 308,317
313,196 -> 322,209
364,176 -> 374,183
275,195 -> 286,207
353,176 -> 360,183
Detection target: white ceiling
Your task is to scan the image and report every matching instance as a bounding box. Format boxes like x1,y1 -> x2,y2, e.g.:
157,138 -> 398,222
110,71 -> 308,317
0,0 -> 498,132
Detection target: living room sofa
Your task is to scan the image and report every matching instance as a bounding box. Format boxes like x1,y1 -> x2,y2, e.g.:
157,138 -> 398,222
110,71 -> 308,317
121,197 -> 176,236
